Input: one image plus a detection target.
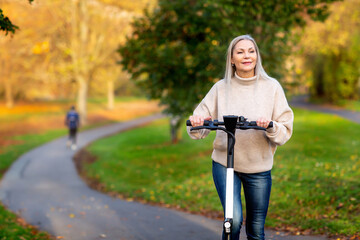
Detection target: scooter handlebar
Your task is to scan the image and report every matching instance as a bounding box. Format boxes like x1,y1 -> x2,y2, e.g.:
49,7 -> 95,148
186,119 -> 273,129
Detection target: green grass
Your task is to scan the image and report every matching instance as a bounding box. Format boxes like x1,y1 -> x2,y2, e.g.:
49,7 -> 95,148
84,119 -> 219,213
84,108 -> 360,238
0,203 -> 52,240
269,109 -> 360,236
339,99 -> 360,112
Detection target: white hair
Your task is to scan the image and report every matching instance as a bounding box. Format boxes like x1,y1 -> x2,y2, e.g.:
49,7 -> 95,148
224,34 -> 272,83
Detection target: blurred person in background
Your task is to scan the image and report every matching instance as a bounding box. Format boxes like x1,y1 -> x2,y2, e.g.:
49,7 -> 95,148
65,105 -> 80,150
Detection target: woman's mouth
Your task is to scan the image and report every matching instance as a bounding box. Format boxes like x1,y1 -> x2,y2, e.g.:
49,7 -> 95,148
242,62 -> 252,65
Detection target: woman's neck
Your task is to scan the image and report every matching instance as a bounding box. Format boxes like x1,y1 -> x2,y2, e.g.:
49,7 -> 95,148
234,72 -> 257,81
236,70 -> 255,78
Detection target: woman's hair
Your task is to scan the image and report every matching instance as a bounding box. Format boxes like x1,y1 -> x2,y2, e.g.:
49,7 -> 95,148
224,34 -> 271,83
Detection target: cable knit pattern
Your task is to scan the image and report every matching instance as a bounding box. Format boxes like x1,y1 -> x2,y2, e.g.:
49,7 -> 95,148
187,74 -> 294,173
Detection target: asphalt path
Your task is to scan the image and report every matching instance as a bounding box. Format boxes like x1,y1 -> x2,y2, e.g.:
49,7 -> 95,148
290,95 -> 360,124
0,113 -> 329,240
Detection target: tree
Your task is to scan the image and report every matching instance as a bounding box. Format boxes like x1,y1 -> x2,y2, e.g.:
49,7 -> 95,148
0,0 -> 33,34
0,0 -> 70,107
299,0 -> 360,102
0,0 -> 137,112
0,0 -> 36,108
118,0 -> 337,143
0,0 -> 44,108
70,0 -> 135,124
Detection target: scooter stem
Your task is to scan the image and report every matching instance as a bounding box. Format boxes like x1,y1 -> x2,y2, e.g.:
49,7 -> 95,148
223,116 -> 238,239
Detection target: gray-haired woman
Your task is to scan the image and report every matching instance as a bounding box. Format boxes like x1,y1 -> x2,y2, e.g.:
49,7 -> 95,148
187,35 -> 294,240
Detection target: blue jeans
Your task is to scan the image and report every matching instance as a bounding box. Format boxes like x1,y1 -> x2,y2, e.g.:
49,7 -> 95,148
212,161 -> 272,240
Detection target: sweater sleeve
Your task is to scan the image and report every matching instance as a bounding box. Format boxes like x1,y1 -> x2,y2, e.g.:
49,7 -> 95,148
187,83 -> 218,140
265,83 -> 294,146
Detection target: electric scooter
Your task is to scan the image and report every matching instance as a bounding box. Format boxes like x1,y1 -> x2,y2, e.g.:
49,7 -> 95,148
186,115 -> 273,240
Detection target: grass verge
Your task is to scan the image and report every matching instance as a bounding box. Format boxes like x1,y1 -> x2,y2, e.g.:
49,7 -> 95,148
77,108 -> 360,239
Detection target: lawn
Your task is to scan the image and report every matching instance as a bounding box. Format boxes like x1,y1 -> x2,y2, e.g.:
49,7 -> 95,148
340,100 -> 360,112
80,108 -> 360,239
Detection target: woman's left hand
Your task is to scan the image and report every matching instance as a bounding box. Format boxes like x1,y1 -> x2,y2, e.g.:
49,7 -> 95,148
256,117 -> 271,128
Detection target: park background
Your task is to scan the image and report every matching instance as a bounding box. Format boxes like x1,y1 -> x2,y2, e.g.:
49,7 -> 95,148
0,0 -> 359,239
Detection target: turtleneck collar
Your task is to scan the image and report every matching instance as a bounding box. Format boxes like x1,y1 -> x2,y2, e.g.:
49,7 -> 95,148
232,72 -> 257,85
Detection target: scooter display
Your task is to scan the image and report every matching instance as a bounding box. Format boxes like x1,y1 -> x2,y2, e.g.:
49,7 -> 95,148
186,115 -> 273,240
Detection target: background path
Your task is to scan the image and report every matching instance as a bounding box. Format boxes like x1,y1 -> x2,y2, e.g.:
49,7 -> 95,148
0,114 -> 327,240
290,95 -> 360,124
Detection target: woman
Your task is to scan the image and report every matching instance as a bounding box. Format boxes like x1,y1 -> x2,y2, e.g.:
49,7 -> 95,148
187,35 -> 294,240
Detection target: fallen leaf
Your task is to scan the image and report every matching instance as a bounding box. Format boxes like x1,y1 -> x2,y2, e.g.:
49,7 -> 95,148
336,203 -> 344,210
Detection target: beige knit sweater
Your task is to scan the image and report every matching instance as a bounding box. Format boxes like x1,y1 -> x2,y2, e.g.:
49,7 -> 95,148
187,73 -> 294,173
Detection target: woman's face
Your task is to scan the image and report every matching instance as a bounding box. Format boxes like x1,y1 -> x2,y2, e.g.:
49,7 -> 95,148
231,39 -> 257,78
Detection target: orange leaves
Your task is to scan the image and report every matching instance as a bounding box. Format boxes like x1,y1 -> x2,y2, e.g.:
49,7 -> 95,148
32,41 -> 50,54
15,217 -> 27,226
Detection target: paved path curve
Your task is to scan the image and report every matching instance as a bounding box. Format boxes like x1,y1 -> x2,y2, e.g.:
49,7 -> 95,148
0,114 -> 327,240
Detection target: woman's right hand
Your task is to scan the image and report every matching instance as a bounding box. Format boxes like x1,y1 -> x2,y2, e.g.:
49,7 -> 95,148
189,115 -> 212,127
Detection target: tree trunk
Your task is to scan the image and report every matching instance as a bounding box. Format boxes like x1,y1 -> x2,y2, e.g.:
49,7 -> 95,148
79,0 -> 89,124
107,80 -> 114,110
77,77 -> 88,125
71,0 -> 89,125
4,78 -> 14,109
170,116 -> 183,144
1,59 -> 14,108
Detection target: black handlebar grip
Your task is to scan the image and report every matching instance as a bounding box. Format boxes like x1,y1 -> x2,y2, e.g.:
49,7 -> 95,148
186,120 -> 211,126
249,121 -> 273,128
249,121 -> 257,126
